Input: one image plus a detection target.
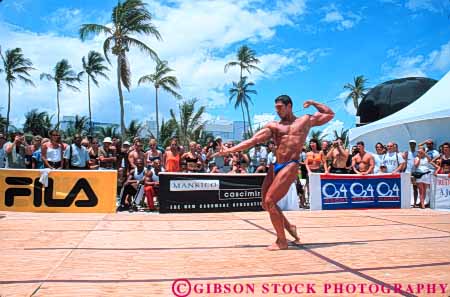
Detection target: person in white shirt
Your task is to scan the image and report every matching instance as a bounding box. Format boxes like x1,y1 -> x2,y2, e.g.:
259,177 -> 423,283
267,141 -> 277,165
382,142 -> 405,173
372,142 -> 385,174
403,140 -> 418,206
63,134 -> 89,169
414,148 -> 435,209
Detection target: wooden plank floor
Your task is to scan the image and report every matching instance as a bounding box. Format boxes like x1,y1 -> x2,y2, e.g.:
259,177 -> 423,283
1,209 -> 449,297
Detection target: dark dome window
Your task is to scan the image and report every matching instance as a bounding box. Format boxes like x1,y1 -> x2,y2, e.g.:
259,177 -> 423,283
357,77 -> 437,125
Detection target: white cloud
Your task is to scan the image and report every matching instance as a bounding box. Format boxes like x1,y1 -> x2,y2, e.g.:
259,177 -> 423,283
382,40 -> 450,79
337,90 -> 357,115
405,0 -> 438,12
253,113 -> 276,128
0,0 -> 331,129
322,120 -> 344,140
321,5 -> 362,31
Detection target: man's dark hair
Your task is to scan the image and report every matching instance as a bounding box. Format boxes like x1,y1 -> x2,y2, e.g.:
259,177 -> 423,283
356,141 -> 365,146
335,137 -> 344,142
275,95 -> 293,107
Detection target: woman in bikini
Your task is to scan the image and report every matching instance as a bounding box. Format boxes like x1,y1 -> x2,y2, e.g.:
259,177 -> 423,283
182,141 -> 202,172
144,138 -> 163,170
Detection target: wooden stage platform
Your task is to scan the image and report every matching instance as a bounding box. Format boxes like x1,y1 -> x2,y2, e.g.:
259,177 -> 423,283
1,209 -> 449,296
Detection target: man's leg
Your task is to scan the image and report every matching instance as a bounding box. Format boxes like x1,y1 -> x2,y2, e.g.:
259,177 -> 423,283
145,186 -> 156,210
264,163 -> 299,250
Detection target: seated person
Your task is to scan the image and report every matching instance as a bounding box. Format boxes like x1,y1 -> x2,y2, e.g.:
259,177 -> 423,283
228,161 -> 247,174
119,158 -> 146,211
255,158 -> 268,173
144,159 -> 164,211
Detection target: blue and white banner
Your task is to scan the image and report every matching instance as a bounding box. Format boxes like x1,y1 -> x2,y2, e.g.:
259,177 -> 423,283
309,173 -> 411,210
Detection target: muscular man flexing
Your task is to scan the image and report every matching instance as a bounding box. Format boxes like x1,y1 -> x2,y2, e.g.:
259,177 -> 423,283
216,95 -> 334,250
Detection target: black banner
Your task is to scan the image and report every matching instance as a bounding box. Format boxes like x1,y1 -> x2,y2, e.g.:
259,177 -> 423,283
159,173 -> 266,213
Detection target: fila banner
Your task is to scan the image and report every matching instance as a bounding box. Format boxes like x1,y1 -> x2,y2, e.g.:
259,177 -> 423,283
0,169 -> 117,213
159,172 -> 265,213
309,173 -> 411,210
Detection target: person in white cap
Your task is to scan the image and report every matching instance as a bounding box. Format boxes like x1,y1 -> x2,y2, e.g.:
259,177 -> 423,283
99,137 -> 116,170
403,140 -> 418,206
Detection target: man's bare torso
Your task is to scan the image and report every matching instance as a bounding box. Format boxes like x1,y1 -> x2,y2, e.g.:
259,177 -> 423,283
269,115 -> 311,163
354,152 -> 372,172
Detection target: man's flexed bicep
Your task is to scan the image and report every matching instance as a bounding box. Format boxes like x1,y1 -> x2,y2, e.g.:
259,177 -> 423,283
303,100 -> 335,127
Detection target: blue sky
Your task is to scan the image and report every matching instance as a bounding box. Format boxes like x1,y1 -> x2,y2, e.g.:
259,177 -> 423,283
0,0 -> 449,137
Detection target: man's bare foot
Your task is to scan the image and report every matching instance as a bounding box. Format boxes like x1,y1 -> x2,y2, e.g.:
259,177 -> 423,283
287,225 -> 301,244
265,240 -> 288,251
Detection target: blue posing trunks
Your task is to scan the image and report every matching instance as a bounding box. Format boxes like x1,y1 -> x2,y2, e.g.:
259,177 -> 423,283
274,160 -> 300,175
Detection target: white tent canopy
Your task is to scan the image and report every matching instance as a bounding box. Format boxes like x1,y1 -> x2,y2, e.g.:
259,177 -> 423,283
349,71 -> 450,151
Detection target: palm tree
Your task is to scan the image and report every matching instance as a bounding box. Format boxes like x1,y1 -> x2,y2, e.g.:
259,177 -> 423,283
159,118 -> 176,147
333,128 -> 349,148
79,0 -> 162,137
309,129 -> 327,144
0,47 -> 35,134
224,45 -> 263,80
80,51 -> 109,135
126,119 -> 142,140
40,59 -> 81,128
344,75 -> 369,110
23,109 -> 53,136
138,60 -> 181,141
0,108 -> 7,133
224,45 -> 263,134
229,76 -> 257,136
169,99 -> 206,147
98,125 -> 120,139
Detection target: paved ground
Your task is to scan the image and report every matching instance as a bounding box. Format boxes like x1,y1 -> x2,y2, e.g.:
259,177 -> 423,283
1,209 -> 450,297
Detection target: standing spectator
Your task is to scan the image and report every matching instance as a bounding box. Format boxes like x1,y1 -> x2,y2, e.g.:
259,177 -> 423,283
0,133 -> 6,168
41,130 -> 63,170
196,143 -> 206,172
182,141 -> 202,172
414,148 -> 434,209
118,141 -> 131,169
267,141 -> 277,166
248,145 -> 267,173
99,137 -> 117,170
31,136 -> 45,169
320,140 -> 330,171
144,159 -> 164,211
207,139 -> 225,172
88,138 -> 100,169
165,138 -> 181,172
128,141 -> 145,170
305,139 -> 325,174
64,134 -> 89,169
351,141 -> 374,175
404,140 -> 419,206
144,138 -> 162,170
5,131 -> 27,168
255,158 -> 268,173
373,142 -> 385,174
382,142 -> 405,174
326,138 -> 349,174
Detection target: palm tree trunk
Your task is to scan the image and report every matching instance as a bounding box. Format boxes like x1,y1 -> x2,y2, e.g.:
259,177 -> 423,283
155,86 -> 159,141
88,76 -> 93,136
6,82 -> 11,134
117,56 -> 126,137
245,104 -> 253,136
56,87 -> 60,129
353,96 -> 359,110
240,103 -> 246,139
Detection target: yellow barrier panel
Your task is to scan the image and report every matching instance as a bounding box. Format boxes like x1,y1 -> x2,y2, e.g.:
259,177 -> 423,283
0,169 -> 117,213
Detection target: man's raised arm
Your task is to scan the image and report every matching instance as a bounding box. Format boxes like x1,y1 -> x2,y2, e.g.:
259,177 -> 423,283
216,124 -> 273,156
304,100 -> 335,127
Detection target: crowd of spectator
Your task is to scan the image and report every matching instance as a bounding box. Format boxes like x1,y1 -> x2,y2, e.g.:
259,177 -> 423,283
0,130 -> 449,211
